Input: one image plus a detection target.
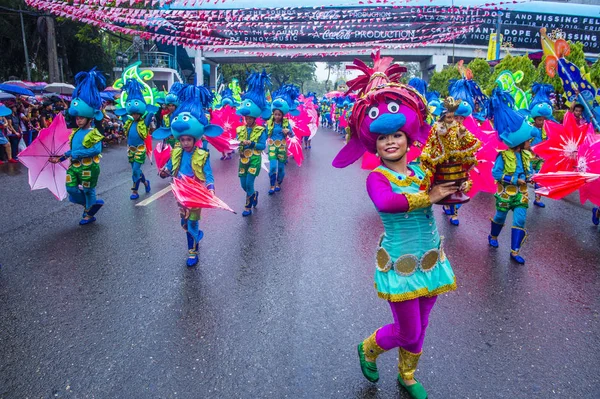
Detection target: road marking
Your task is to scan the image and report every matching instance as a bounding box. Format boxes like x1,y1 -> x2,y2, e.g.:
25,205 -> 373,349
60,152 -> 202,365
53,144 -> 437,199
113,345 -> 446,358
136,186 -> 172,206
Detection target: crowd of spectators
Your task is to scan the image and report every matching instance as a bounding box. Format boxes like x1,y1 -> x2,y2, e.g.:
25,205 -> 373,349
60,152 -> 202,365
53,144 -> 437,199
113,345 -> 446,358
0,96 -> 126,164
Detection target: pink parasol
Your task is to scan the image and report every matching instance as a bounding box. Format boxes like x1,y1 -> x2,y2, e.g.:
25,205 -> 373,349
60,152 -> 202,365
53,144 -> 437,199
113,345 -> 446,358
205,135 -> 239,153
18,113 -> 70,200
577,133 -> 600,206
288,109 -> 314,139
286,135 -> 304,166
171,175 -> 236,213
533,171 -> 600,200
463,115 -> 506,150
153,141 -> 172,171
144,134 -> 153,165
210,105 -> 243,140
468,139 -> 498,197
533,117 -> 588,173
325,91 -> 343,98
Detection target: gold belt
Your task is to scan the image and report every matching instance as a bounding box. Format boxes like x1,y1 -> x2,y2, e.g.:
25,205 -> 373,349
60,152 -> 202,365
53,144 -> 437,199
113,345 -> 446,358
129,144 -> 145,152
375,235 -> 445,276
71,155 -> 100,167
497,182 -> 528,196
268,139 -> 284,147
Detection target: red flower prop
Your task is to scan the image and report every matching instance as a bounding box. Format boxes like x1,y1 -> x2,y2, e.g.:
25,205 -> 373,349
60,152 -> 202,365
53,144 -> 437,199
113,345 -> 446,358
286,135 -> 304,167
533,116 -> 589,173
171,175 -> 236,214
210,105 -> 243,141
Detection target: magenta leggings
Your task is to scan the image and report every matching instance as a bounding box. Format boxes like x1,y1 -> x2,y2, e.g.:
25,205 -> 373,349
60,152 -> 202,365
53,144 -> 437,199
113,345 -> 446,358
375,296 -> 438,354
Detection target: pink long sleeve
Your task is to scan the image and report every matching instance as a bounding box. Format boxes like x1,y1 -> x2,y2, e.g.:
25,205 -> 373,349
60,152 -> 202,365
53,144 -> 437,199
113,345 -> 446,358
366,172 -> 410,213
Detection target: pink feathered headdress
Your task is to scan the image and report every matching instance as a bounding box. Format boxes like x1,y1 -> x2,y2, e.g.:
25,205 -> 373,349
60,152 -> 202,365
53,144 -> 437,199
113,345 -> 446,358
332,50 -> 430,168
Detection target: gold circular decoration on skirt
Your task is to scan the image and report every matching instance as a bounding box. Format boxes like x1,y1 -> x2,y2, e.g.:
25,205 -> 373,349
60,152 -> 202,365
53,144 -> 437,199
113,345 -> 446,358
496,182 -> 504,194
394,255 -> 418,276
505,185 -> 518,195
518,183 -> 528,193
240,157 -> 249,164
243,149 -> 253,158
420,250 -> 439,271
375,247 -> 392,273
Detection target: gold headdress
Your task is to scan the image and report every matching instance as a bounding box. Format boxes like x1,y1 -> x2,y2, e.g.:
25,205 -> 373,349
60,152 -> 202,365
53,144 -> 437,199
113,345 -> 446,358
443,97 -> 460,113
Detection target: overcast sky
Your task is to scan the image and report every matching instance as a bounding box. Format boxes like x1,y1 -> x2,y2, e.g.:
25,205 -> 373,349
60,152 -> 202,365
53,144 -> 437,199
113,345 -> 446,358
314,62 -> 360,83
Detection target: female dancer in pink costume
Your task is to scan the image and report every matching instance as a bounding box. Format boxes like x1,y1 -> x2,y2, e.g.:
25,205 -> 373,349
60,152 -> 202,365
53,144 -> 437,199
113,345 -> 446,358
333,51 -> 459,399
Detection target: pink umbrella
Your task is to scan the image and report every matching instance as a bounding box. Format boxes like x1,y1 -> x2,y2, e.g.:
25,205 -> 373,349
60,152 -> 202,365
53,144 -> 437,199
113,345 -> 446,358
210,105 -> 242,140
171,175 -> 236,213
153,141 -> 172,172
286,135 -> 304,166
205,135 -> 238,153
18,113 -> 70,200
325,91 -> 343,98
469,140 -> 498,197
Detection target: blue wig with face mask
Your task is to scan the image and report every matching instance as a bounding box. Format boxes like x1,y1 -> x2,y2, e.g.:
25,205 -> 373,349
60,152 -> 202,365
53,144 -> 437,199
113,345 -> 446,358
449,77 -> 488,121
528,83 -> 555,120
115,79 -> 158,117
426,91 -> 443,117
153,85 -> 223,141
408,77 -> 428,98
271,84 -> 301,116
236,70 -> 272,119
69,67 -> 107,121
163,82 -> 185,106
219,88 -> 240,108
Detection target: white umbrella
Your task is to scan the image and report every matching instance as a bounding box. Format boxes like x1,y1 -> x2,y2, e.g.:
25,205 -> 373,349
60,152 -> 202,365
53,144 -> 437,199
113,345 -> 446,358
0,91 -> 16,101
44,83 -> 75,95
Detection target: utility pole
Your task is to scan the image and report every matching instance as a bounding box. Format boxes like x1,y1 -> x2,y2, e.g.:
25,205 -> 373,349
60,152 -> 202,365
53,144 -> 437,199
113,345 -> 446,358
19,8 -> 31,81
496,12 -> 503,61
46,16 -> 60,82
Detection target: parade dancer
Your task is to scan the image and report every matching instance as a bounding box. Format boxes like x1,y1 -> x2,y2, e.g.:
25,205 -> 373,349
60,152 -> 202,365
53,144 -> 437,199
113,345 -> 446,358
155,86 -> 224,266
333,51 -> 458,399
266,85 -> 298,195
116,79 -> 159,200
158,82 -> 184,148
49,68 -> 106,225
487,89 -> 535,264
528,83 -> 555,208
235,70 -> 271,217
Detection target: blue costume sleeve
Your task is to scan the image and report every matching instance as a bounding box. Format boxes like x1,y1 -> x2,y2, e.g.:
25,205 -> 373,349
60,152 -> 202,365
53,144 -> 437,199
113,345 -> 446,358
144,113 -> 154,127
255,131 -> 267,151
530,127 -> 543,146
71,142 -> 102,159
492,154 -> 509,182
203,155 -> 214,190
164,158 -> 173,175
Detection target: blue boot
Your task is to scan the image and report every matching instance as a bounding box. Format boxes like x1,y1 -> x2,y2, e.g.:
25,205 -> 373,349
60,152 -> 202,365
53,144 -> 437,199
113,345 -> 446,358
130,179 -> 141,200
488,220 -> 504,248
87,199 -> 104,217
268,174 -> 276,195
510,227 -> 527,264
593,208 -> 599,226
252,191 -> 259,208
186,232 -> 198,267
274,180 -> 282,192
144,178 -> 151,194
449,205 -> 459,226
242,195 -> 253,217
442,206 -> 452,216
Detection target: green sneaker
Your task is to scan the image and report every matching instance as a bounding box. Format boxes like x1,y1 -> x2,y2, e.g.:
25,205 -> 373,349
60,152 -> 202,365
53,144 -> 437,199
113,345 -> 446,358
357,342 -> 379,383
398,376 -> 428,399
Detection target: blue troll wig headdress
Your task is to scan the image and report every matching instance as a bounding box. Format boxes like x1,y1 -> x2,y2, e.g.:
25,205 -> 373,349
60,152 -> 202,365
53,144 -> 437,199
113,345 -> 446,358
426,91 -> 443,117
306,91 -> 318,105
115,79 -> 158,117
69,67 -> 107,121
272,84 -> 300,116
489,88 -> 534,148
528,83 -> 555,119
164,82 -> 185,106
153,85 -> 223,140
196,85 -> 215,111
236,69 -> 272,119
408,77 -> 428,98
455,101 -> 473,117
219,88 -> 240,108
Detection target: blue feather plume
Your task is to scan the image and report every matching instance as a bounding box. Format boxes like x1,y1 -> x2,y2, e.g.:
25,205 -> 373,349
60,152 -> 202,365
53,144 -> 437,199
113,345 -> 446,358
243,69 -> 271,110
488,88 -> 524,135
72,67 -> 106,110
529,83 -> 554,109
173,85 -> 209,125
408,78 -> 428,97
123,79 -> 145,103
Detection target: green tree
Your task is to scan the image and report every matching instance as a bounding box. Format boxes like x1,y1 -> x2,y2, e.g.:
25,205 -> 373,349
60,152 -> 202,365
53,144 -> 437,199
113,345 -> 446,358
467,58 -> 491,87
590,58 -> 600,89
220,62 -> 317,92
324,62 -> 342,92
486,54 -> 537,93
428,65 -> 460,97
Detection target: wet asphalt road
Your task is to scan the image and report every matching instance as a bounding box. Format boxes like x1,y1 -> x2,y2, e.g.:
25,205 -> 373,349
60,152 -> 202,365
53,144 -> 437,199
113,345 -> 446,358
0,129 -> 599,399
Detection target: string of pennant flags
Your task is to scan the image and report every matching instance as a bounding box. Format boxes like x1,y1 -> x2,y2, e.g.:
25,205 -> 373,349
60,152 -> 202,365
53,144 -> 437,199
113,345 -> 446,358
24,0 -> 522,57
